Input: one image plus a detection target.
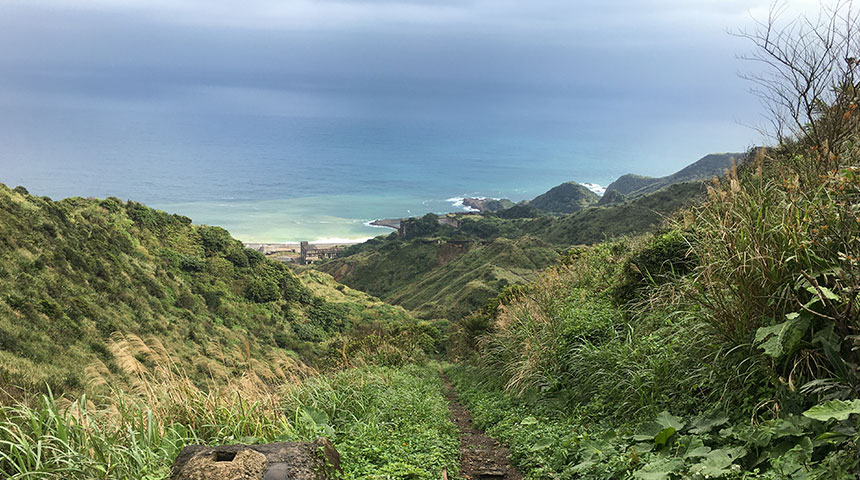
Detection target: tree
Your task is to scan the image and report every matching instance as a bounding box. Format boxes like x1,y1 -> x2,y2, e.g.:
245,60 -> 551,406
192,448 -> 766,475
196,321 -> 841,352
736,1 -> 860,153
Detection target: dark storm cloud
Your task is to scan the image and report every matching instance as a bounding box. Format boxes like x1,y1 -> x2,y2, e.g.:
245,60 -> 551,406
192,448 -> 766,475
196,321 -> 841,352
0,0 -> 820,120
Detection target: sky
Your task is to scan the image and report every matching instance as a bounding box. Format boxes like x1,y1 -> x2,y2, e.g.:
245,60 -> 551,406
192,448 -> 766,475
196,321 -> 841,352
0,0 -> 822,124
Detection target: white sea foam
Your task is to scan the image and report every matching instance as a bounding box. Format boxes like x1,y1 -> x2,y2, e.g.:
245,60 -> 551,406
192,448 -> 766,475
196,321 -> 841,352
363,221 -> 391,228
582,182 -> 606,195
446,197 -> 466,207
447,196 -> 482,212
311,236 -> 372,244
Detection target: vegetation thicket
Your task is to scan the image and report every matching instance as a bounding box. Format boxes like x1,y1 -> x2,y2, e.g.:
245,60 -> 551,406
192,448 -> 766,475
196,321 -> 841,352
0,359 -> 458,479
0,186 -> 457,478
0,187 -> 442,400
445,3 -> 860,477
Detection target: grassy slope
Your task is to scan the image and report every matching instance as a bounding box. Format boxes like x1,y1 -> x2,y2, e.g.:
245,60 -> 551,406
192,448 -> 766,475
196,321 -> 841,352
605,152 -> 741,198
527,181 -> 600,214
448,145 -> 860,478
0,183 -> 427,399
317,181 -> 704,321
319,236 -> 560,320
532,181 -> 707,244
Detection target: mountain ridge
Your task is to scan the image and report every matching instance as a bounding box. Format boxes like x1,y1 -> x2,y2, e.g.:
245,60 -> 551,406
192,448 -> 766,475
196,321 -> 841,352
602,152 -> 743,201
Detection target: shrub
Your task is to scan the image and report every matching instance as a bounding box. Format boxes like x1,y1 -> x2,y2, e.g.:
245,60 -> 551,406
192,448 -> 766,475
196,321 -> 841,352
198,225 -> 233,255
308,300 -> 349,333
202,290 -> 222,312
244,278 -> 280,303
244,248 -> 265,267
99,196 -> 123,213
613,229 -> 695,304
176,291 -> 197,310
179,254 -> 206,272
225,246 -> 249,267
293,322 -> 327,342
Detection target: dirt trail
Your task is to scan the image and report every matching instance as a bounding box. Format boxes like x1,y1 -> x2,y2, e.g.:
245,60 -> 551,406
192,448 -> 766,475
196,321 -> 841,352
442,375 -> 523,480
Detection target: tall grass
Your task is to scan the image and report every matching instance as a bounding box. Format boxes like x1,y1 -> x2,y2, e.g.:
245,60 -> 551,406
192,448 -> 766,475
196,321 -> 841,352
0,391 -> 199,479
686,147 -> 860,392
0,339 -> 457,480
469,241 -> 735,422
281,364 -> 459,480
0,333 -> 308,479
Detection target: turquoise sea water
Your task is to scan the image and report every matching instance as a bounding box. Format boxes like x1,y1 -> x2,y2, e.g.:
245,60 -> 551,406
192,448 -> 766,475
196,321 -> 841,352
0,105 -> 756,242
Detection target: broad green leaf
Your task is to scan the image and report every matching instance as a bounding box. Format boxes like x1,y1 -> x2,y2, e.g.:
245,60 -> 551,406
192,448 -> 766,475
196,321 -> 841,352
654,427 -> 676,446
691,447 -> 746,477
531,437 -> 554,451
520,416 -> 538,425
693,451 -> 732,477
633,458 -> 684,480
633,442 -> 655,453
771,437 -> 813,477
813,431 -> 850,444
689,411 -> 729,434
685,446 -> 712,458
569,459 -> 596,473
300,406 -> 330,427
655,411 -> 685,431
754,313 -> 810,358
805,285 -> 841,301
770,417 -> 807,438
635,412 -> 684,445
803,399 -> 860,421
633,421 -> 665,441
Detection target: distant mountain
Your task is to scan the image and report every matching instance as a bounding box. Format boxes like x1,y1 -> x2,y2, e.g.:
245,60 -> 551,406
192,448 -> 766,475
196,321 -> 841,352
318,151 -> 734,323
597,189 -> 626,206
600,175 -> 655,200
462,198 -> 514,213
604,152 -> 743,199
534,181 -> 707,245
528,182 -> 600,214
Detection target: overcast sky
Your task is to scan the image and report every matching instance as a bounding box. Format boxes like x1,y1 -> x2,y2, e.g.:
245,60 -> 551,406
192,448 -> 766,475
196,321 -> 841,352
0,0 -> 825,125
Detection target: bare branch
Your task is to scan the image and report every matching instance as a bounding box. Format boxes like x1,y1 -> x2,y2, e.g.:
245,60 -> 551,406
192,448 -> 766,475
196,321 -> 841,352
733,0 -> 860,150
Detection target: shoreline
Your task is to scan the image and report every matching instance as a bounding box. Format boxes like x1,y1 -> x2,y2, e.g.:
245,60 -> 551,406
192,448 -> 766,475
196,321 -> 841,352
244,240 -> 365,253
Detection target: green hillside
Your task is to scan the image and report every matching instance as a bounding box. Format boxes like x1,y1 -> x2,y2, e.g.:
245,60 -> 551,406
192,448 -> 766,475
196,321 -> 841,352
319,236 -> 560,320
448,137 -> 860,477
317,178 -> 705,321
604,152 -> 742,199
0,184 -> 430,400
527,181 -> 599,214
532,180 -> 707,244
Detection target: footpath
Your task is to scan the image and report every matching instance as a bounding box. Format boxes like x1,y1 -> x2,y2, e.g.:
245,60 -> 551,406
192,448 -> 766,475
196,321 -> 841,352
442,375 -> 523,480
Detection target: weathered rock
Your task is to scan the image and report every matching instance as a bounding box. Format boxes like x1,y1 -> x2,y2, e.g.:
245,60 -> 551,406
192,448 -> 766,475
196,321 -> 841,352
170,438 -> 342,480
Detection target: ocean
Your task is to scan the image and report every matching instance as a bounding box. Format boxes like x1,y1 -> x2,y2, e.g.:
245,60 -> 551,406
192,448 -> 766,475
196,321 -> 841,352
0,104 -> 756,243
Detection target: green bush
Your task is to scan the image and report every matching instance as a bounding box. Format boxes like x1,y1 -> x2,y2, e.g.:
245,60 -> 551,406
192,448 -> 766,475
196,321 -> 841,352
198,225 -> 233,255
688,153 -> 860,395
179,254 -> 206,272
613,229 -> 695,304
244,278 -> 280,303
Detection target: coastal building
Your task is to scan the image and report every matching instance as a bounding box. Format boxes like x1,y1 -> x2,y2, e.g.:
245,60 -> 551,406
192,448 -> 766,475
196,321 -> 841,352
299,241 -> 345,265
